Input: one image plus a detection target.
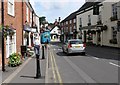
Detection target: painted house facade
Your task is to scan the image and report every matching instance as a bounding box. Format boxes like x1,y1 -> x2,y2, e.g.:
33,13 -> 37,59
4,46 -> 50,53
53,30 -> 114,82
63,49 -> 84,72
50,25 -> 61,42
76,0 -> 120,48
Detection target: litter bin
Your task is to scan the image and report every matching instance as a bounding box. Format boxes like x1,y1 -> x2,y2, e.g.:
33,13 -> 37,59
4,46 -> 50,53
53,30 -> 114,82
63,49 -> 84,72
21,45 -> 27,58
21,45 -> 27,53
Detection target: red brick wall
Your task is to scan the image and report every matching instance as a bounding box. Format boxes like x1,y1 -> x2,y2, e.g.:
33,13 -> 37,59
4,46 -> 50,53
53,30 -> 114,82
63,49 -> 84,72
4,2 -> 23,56
23,2 -> 26,24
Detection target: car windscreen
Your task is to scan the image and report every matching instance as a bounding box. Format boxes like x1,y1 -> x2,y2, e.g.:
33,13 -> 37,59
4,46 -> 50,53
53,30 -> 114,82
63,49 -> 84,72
70,40 -> 83,44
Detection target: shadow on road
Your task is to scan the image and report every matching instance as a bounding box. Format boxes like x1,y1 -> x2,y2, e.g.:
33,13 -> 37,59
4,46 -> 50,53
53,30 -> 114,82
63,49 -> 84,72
20,75 -> 45,79
20,75 -> 35,79
56,52 -> 86,57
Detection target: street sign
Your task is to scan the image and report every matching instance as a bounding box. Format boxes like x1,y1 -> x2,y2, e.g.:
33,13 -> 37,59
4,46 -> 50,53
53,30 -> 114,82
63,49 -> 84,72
41,30 -> 50,44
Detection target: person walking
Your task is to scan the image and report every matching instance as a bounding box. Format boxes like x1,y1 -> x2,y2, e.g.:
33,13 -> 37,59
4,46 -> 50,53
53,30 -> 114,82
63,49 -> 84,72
34,35 -> 41,78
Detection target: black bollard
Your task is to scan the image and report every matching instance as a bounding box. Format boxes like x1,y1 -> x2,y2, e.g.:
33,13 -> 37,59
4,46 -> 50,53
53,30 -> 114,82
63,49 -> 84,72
36,54 -> 41,78
42,45 -> 45,59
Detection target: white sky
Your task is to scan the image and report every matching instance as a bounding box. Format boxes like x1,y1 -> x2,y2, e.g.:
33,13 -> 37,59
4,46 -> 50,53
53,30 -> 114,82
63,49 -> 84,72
30,0 -> 85,23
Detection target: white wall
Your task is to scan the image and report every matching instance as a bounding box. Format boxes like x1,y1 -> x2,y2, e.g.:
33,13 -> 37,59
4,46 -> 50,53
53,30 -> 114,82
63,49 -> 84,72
77,9 -> 98,31
77,1 -> 120,47
50,26 -> 60,35
36,16 -> 40,33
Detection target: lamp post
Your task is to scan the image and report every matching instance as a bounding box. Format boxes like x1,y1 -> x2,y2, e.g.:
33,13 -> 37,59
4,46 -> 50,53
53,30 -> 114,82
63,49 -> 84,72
1,0 -> 5,72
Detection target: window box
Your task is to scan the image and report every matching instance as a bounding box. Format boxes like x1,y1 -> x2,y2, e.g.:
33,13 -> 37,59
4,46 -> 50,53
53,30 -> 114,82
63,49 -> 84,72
110,16 -> 118,21
79,25 -> 82,27
91,30 -> 96,34
96,30 -> 101,33
109,38 -> 117,44
87,30 -> 91,34
88,23 -> 91,26
4,25 -> 15,38
117,21 -> 120,26
97,20 -> 102,25
101,25 -> 108,31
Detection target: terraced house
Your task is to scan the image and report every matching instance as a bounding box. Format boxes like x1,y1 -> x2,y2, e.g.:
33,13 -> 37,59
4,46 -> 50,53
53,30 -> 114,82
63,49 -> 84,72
61,11 -> 78,42
0,1 -> 2,66
0,0 -> 39,65
76,0 -> 120,48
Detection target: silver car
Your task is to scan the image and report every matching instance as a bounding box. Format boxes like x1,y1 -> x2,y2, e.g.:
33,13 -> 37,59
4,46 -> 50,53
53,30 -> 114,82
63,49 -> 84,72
62,39 -> 86,55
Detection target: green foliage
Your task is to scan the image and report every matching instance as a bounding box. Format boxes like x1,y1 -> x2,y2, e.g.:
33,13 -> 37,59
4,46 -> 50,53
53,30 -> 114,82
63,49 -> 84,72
8,53 -> 22,67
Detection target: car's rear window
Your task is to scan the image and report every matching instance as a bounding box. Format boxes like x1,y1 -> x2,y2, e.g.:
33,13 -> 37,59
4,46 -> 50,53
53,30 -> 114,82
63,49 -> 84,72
70,40 -> 83,44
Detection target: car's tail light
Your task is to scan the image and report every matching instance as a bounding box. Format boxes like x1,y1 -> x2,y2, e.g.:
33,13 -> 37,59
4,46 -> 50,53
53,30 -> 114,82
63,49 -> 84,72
68,44 -> 72,48
83,43 -> 86,47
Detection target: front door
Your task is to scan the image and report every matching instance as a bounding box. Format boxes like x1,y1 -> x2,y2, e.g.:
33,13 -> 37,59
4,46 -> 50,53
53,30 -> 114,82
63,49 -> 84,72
6,31 -> 16,58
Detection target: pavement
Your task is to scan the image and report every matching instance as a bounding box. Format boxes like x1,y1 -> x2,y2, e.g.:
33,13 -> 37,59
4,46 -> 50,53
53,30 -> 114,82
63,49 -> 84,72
1,47 -> 47,84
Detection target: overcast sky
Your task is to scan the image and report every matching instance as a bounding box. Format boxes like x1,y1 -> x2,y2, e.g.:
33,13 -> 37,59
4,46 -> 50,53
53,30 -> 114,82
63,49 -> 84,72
30,0 -> 85,23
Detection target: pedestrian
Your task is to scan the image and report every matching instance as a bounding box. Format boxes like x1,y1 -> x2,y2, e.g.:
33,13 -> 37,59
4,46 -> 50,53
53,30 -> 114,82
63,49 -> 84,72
34,34 -> 41,78
34,36 -> 41,56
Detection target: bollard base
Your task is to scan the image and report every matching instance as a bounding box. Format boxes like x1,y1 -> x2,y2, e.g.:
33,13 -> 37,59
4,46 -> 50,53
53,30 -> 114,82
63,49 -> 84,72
34,76 -> 41,79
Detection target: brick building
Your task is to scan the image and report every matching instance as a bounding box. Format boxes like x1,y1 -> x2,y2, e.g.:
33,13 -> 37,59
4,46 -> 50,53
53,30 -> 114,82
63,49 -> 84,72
61,11 -> 78,42
0,1 -> 2,66
0,0 -> 38,65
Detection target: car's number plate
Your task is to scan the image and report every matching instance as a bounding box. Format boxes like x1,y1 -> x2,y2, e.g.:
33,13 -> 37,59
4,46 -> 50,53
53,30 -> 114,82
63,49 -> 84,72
75,46 -> 80,48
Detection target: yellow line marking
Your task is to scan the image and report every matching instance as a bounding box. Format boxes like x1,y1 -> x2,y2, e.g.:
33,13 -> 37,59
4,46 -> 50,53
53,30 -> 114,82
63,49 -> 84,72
50,52 -> 57,83
51,50 -> 63,85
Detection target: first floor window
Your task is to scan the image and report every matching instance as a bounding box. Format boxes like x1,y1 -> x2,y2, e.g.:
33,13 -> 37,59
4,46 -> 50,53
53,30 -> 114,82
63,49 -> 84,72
8,0 -> 14,16
112,27 -> 117,39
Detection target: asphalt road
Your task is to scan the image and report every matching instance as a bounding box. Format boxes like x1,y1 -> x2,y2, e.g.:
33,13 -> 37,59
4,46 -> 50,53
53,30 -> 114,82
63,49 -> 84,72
48,42 -> 119,84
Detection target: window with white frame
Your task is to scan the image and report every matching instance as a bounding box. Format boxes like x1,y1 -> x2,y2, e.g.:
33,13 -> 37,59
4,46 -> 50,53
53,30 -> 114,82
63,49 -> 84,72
73,19 -> 76,23
30,12 -> 32,26
8,0 -> 14,16
66,21 -> 68,24
112,27 -> 117,39
112,3 -> 118,18
80,18 -> 82,26
26,6 -> 29,22
88,15 -> 91,24
70,20 -> 72,24
70,27 -> 72,32
74,25 -> 76,29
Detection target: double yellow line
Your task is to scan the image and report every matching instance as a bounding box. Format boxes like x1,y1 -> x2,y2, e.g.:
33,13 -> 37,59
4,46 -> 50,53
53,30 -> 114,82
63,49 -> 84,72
50,49 -> 63,84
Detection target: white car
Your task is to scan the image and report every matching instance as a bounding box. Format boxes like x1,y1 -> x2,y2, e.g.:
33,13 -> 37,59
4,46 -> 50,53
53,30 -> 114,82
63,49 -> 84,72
62,39 -> 86,55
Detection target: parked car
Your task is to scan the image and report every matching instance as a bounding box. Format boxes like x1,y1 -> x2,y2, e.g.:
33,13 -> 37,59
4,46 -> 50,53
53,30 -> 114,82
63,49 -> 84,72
62,39 -> 86,55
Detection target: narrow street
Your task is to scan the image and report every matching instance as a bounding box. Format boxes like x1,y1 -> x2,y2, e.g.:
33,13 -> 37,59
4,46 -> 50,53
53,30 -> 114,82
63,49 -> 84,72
0,0 -> 120,85
46,42 -> 119,84
1,42 -> 119,84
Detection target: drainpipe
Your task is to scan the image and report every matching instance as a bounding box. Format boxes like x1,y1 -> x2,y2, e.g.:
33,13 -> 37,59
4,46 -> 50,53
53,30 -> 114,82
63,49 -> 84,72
22,0 -> 23,45
1,0 -> 5,72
